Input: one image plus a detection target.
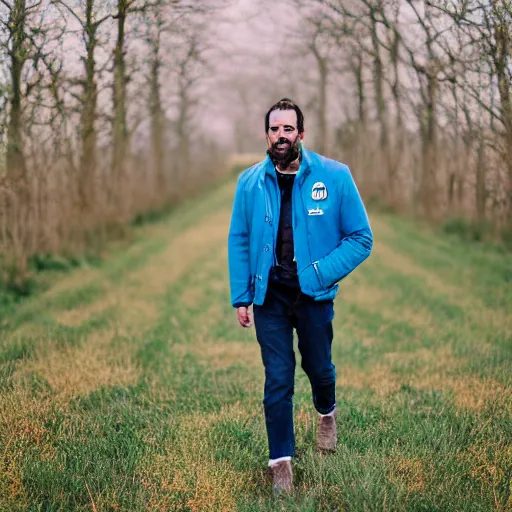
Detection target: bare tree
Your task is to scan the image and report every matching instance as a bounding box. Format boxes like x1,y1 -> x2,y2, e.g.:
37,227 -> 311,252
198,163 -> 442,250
111,0 -> 157,211
0,0 -> 43,188
174,30 -> 204,180
425,1 -> 511,219
0,0 -> 65,271
0,0 -> 232,278
111,0 -> 131,203
52,0 -> 112,213
143,3 -> 166,196
307,17 -> 333,154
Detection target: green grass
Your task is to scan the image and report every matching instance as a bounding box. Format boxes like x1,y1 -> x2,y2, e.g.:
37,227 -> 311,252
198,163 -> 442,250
0,178 -> 511,511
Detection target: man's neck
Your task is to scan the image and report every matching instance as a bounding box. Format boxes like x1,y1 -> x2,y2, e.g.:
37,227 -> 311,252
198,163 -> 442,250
276,158 -> 300,174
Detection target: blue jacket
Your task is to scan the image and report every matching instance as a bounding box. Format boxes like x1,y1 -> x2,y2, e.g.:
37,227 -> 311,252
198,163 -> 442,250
228,147 -> 373,307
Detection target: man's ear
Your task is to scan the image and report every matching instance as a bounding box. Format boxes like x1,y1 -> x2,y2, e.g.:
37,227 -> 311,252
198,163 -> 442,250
299,132 -> 305,141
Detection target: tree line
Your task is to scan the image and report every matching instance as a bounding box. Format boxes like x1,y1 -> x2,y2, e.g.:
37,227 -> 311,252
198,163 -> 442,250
1,0 -> 511,286
286,0 -> 511,239
0,0 -> 225,282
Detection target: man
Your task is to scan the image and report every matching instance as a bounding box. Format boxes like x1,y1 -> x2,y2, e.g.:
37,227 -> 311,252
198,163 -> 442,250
228,98 -> 372,494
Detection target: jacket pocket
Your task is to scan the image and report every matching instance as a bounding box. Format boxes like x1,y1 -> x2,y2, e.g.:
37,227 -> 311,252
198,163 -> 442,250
299,263 -> 323,294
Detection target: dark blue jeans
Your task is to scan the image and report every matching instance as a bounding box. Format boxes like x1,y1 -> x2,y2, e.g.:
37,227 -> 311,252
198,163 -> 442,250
253,282 -> 336,460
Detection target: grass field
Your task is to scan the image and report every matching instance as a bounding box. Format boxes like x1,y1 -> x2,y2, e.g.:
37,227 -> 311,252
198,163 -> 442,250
1,176 -> 511,511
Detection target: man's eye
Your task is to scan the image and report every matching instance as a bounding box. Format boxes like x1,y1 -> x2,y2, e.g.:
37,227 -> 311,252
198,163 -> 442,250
270,127 -> 278,132
285,127 -> 294,132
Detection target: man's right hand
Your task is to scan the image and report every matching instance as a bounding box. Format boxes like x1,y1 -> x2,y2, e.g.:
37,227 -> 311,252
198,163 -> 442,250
236,306 -> 252,328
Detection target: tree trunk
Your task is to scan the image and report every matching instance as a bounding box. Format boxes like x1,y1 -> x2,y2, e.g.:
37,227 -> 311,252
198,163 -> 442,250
112,0 -> 128,211
420,65 -> 439,219
390,27 -> 402,130
79,0 -> 98,214
448,83 -> 458,210
460,84 -> 476,214
6,0 -> 28,187
310,42 -> 328,155
177,86 -> 190,181
389,27 -> 402,206
354,52 -> 366,125
370,7 -> 390,195
475,133 -> 486,222
318,58 -> 328,155
149,41 -> 165,197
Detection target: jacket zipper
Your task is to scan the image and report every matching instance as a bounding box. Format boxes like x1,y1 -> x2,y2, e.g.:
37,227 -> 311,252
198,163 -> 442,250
265,175 -> 280,266
312,261 -> 326,289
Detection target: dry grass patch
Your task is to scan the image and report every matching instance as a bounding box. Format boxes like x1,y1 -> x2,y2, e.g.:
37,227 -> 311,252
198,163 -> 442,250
384,347 -> 461,370
169,291 -> 261,373
388,456 -> 427,493
174,340 -> 261,371
0,393 -> 55,507
0,326 -> 141,506
413,374 -> 510,413
383,348 -> 510,412
44,267 -> 103,299
140,405 -> 256,512
374,240 -> 512,334
373,240 -> 459,298
295,406 -> 316,435
55,294 -> 119,326
44,220 -> 172,298
142,454 -> 248,512
180,286 -> 205,309
475,308 -> 512,340
382,306 -> 435,332
0,393 -> 53,443
47,208 -> 231,338
452,377 -> 510,412
337,274 -> 436,341
336,345 -> 503,410
369,215 -> 400,241
128,210 -> 230,299
20,329 -> 139,402
384,347 -> 510,412
465,442 -> 512,493
337,364 -> 402,397
107,291 -> 161,336
341,283 -> 389,308
59,211 -> 231,336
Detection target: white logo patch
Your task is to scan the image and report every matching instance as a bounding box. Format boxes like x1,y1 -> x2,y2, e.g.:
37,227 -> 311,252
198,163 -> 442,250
308,207 -> 324,216
312,182 -> 327,201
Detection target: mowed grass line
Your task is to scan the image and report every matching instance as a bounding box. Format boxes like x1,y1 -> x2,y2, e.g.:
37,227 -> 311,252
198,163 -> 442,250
0,177 -> 511,511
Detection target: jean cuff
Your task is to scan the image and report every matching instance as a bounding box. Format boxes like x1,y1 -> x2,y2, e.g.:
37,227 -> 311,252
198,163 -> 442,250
268,456 -> 292,467
316,403 -> 336,415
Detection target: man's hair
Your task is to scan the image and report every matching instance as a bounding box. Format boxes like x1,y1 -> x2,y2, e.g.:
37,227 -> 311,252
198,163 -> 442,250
265,98 -> 305,134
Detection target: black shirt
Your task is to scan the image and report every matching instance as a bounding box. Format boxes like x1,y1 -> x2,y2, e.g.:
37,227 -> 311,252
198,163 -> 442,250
270,169 -> 300,289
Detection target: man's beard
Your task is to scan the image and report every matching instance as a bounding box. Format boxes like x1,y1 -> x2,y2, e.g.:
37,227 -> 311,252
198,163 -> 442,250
267,136 -> 301,169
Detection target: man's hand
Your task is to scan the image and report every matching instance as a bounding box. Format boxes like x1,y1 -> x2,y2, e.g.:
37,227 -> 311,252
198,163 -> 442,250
236,306 -> 252,328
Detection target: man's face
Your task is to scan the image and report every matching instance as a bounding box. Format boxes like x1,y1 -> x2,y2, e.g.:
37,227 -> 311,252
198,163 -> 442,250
266,109 -> 304,167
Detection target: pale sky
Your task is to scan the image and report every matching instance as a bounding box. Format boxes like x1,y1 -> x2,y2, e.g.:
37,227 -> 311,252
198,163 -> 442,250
200,0 -> 310,151
201,0 -> 355,153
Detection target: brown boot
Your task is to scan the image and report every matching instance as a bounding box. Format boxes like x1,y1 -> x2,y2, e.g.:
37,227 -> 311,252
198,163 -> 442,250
317,410 -> 337,452
270,460 -> 293,495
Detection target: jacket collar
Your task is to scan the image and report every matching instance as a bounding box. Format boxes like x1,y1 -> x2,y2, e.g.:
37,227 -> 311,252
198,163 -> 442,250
264,146 -> 313,186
